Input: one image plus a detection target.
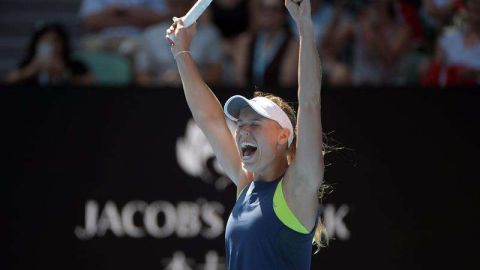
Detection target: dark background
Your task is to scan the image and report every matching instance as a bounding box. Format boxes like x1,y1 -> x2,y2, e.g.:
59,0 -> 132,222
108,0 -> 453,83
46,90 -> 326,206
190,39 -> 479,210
2,86 -> 479,269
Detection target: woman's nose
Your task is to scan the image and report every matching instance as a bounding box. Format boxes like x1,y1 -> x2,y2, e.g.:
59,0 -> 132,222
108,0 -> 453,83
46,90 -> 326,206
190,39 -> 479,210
239,126 -> 251,136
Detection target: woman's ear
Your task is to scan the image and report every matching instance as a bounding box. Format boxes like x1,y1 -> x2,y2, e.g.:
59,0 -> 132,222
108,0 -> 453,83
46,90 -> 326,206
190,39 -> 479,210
277,128 -> 290,146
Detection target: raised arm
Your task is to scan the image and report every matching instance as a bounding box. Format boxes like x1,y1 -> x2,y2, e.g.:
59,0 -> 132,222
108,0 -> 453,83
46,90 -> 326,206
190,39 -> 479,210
167,19 -> 249,189
283,0 -> 324,231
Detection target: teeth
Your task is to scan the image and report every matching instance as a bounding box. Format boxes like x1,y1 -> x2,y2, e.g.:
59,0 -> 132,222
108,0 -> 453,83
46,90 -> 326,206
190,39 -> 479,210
240,142 -> 257,148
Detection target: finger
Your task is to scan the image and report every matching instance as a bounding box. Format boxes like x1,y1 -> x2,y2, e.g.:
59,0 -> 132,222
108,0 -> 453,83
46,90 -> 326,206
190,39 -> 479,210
165,36 -> 174,46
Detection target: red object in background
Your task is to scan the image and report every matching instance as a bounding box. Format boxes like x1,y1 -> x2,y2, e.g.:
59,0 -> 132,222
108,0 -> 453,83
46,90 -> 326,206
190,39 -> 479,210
421,60 -> 477,86
398,2 -> 424,44
421,60 -> 442,86
453,0 -> 465,11
445,65 -> 477,86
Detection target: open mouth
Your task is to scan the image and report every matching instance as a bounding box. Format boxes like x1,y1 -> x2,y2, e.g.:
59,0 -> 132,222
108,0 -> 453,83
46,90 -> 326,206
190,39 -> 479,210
240,142 -> 258,159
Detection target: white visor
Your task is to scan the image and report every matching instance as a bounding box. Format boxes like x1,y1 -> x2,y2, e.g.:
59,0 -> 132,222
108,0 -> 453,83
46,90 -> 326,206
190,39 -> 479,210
223,95 -> 294,146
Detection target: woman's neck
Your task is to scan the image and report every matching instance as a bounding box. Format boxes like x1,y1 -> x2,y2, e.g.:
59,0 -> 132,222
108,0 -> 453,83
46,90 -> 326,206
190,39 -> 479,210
253,156 -> 289,182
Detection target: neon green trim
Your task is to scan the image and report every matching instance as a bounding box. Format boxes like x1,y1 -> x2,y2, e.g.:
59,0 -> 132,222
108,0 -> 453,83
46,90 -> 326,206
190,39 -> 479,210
273,180 -> 309,234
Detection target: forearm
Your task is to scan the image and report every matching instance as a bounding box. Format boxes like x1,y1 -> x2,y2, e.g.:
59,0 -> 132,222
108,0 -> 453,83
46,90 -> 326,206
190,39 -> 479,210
298,22 -> 321,105
175,53 -> 225,126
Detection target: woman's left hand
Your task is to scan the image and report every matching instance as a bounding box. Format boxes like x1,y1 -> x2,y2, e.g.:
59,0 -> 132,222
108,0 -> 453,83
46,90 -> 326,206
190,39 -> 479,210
285,0 -> 312,33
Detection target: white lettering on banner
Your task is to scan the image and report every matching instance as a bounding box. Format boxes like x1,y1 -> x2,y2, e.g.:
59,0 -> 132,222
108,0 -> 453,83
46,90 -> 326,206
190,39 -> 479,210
162,251 -> 193,270
75,200 -> 350,241
74,200 -> 224,240
201,201 -> 224,239
144,201 -> 177,238
162,250 -> 226,270
97,201 -> 124,237
122,201 -> 147,238
74,200 -> 98,240
177,202 -> 201,237
321,204 -> 351,240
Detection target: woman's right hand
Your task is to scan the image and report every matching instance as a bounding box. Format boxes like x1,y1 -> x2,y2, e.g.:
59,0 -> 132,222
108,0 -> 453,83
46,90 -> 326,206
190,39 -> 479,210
166,17 -> 197,56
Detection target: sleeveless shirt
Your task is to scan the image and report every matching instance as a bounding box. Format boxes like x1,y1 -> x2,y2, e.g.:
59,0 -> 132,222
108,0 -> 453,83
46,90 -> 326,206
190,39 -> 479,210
225,177 -> 316,270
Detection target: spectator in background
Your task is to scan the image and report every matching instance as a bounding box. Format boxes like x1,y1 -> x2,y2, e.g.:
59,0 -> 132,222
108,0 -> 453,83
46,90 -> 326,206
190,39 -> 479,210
422,0 -> 480,86
232,0 -> 298,90
353,0 -> 413,85
314,0 -> 355,86
211,0 -> 249,39
329,0 -> 413,86
422,0 -> 464,29
134,0 -> 223,86
420,0 -> 464,50
289,0 -> 336,47
79,0 -> 170,57
5,23 -> 93,86
210,0 -> 250,83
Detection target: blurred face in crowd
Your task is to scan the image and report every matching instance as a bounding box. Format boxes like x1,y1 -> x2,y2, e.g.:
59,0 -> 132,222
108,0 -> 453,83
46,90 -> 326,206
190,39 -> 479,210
256,0 -> 286,31
36,31 -> 64,60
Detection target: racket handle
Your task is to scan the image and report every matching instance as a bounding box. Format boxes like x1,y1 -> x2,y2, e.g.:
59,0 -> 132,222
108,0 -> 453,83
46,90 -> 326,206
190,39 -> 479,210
165,0 -> 213,43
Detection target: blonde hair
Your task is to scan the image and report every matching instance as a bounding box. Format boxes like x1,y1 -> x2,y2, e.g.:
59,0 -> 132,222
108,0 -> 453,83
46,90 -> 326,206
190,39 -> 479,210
253,91 -> 330,252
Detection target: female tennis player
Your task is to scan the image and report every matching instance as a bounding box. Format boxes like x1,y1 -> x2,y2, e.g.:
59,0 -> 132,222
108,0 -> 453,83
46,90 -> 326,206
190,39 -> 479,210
167,0 -> 324,268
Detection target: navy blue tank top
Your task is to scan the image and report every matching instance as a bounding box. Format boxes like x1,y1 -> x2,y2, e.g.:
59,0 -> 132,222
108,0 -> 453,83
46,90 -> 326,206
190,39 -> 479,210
225,177 -> 316,270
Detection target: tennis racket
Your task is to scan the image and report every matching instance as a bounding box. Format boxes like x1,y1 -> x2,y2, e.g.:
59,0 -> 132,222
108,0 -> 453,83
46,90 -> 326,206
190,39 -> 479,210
166,0 -> 214,43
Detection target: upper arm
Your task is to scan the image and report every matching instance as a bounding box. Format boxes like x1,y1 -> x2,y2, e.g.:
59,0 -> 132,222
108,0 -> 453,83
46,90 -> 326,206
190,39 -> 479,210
282,100 -> 323,231
282,83 -> 324,232
285,27 -> 324,192
197,118 -> 249,188
287,100 -> 324,190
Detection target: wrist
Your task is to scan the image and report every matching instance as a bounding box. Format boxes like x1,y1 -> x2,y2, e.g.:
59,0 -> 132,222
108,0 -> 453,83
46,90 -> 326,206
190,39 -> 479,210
174,50 -> 191,61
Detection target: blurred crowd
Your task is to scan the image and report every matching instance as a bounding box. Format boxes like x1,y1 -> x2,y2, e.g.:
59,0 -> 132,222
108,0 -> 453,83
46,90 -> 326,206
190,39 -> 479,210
4,0 -> 480,88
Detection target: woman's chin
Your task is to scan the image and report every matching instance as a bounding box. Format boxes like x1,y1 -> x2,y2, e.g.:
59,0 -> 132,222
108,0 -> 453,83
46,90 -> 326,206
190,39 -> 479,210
242,158 -> 257,171
242,151 -> 259,166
